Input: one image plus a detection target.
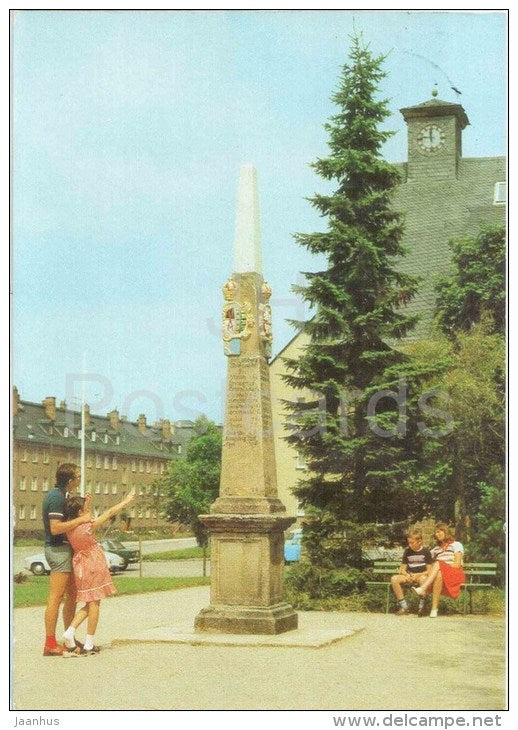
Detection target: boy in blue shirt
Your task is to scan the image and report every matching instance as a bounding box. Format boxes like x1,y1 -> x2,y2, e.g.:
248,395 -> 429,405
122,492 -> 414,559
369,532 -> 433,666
42,463 -> 91,655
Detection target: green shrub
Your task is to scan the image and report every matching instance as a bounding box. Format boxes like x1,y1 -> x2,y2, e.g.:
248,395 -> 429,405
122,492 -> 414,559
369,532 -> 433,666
286,567 -> 505,615
286,560 -> 365,599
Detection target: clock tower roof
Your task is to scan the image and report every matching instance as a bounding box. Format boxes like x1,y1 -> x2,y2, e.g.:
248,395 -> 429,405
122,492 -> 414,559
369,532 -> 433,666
400,98 -> 469,129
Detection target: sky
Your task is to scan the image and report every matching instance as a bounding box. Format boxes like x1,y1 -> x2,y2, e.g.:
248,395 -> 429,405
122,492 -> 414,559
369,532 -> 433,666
11,8 -> 507,425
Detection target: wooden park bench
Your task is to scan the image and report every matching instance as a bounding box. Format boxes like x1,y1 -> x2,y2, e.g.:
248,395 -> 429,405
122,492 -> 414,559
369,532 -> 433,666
365,560 -> 498,614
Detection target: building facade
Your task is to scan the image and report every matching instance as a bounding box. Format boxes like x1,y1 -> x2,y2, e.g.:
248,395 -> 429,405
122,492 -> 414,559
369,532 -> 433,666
12,387 -> 194,537
270,96 -> 506,517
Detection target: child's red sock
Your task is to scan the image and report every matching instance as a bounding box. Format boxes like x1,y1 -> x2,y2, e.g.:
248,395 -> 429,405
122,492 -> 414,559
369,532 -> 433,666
45,636 -> 58,649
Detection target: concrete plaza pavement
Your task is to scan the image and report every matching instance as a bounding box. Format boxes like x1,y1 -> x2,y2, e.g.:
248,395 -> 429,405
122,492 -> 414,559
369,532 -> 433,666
12,586 -> 506,711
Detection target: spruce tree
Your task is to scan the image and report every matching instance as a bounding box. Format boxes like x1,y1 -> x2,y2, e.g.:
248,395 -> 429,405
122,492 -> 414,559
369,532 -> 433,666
283,36 -> 420,569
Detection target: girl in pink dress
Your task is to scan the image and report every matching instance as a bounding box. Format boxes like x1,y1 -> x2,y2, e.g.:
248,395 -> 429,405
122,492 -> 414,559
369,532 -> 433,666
61,492 -> 135,655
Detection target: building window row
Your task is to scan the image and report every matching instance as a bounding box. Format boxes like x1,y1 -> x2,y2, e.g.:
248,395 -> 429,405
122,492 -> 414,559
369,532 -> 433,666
21,450 -> 166,474
18,505 -> 37,520
19,448 -> 50,463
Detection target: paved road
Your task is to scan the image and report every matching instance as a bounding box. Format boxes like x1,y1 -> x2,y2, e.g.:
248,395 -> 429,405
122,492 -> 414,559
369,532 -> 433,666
122,537 -> 197,554
12,586 -> 506,711
12,537 -> 198,575
117,558 -> 210,578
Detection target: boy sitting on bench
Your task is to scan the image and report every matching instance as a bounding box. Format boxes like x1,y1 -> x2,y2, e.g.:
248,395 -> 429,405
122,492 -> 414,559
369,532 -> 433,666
391,528 -> 433,616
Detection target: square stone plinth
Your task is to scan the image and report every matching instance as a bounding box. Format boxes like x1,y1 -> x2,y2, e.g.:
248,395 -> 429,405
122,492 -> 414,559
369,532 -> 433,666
194,602 -> 298,634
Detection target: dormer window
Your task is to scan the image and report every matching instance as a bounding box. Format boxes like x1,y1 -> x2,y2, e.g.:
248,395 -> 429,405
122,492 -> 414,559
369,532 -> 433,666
91,432 -> 96,442
493,181 -> 506,205
104,434 -> 109,444
64,427 -> 69,438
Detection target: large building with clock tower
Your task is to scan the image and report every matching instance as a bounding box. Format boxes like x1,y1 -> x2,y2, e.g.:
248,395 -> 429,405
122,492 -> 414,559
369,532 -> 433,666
269,92 -> 506,517
392,92 -> 505,339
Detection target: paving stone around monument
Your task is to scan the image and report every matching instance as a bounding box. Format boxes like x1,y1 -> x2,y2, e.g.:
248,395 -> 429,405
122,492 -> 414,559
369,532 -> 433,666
112,622 -> 364,648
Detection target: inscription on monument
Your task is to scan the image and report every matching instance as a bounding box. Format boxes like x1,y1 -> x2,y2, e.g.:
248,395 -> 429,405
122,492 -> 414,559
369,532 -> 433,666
224,357 -> 273,444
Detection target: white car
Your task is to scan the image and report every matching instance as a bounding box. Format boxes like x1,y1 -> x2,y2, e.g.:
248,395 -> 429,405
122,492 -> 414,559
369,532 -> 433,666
24,550 -> 126,576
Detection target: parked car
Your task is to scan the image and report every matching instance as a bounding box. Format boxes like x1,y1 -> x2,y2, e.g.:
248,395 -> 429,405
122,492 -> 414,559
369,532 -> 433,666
99,539 -> 140,569
24,550 -> 126,576
284,528 -> 303,563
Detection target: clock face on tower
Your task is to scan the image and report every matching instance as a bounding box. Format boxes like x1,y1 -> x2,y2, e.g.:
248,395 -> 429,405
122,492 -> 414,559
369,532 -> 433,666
417,124 -> 445,152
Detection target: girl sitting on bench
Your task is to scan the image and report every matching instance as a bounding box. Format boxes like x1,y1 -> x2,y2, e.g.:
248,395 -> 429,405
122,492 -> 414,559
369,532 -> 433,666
413,522 -> 465,617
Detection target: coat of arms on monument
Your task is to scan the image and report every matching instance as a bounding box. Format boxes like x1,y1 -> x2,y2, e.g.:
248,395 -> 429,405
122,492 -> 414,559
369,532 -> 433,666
222,277 -> 254,356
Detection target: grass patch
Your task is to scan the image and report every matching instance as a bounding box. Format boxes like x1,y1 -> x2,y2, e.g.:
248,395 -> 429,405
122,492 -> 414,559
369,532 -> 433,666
111,530 -> 194,542
13,575 -> 210,608
13,538 -> 43,547
143,547 -> 208,561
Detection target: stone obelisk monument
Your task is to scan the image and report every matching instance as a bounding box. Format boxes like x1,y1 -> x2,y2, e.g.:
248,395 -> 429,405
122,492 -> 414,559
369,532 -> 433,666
195,166 -> 298,634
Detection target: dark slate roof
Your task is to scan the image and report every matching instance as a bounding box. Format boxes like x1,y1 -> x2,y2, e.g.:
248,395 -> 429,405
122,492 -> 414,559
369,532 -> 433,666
13,399 -> 195,460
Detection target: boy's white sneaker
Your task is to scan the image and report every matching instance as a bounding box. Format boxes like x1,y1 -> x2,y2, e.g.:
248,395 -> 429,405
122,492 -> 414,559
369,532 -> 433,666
429,609 -> 438,618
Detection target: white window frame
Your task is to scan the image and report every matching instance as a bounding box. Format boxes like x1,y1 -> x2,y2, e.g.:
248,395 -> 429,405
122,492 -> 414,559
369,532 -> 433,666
493,181 -> 506,205
19,505 -> 26,520
30,505 -> 37,520
42,477 -> 49,492
31,476 -> 38,491
19,476 -> 26,491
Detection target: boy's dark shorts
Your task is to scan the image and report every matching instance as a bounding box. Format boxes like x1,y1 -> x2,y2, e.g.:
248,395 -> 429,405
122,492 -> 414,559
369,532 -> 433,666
44,544 -> 73,573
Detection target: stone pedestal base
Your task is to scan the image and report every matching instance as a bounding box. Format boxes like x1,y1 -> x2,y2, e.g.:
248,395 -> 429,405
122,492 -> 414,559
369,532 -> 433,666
195,602 -> 298,635
195,512 -> 298,635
